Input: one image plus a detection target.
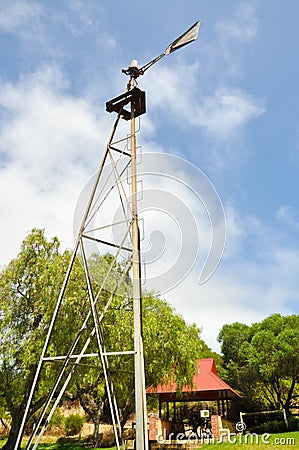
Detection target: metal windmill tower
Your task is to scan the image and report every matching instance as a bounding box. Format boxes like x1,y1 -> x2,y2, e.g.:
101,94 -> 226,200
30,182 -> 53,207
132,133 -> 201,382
15,21 -> 200,450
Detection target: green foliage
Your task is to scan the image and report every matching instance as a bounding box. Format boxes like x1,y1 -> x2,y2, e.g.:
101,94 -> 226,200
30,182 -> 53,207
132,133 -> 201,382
70,255 -> 213,431
75,290 -> 212,433
0,229 -> 90,449
1,230 -> 53,411
218,322 -> 251,366
48,410 -> 65,430
64,414 -> 84,436
218,314 -> 299,413
250,419 -> 287,434
143,294 -> 210,390
288,416 -> 299,431
0,228 -> 214,448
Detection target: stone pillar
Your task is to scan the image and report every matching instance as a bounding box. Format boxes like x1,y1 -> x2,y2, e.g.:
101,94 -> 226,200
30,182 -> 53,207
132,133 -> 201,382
149,416 -> 160,441
148,417 -> 171,442
211,414 -> 222,440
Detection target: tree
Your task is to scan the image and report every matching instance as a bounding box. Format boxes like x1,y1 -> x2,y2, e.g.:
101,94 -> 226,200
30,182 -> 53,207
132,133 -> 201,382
0,229 -> 89,450
218,314 -> 299,415
0,230 -> 213,448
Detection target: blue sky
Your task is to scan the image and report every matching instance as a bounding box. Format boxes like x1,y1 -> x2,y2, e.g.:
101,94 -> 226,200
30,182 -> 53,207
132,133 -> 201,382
0,0 -> 299,351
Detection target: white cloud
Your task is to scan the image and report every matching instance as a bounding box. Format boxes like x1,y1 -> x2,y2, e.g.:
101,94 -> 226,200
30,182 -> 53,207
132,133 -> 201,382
165,207 -> 299,351
206,2 -> 258,81
140,3 -> 264,148
0,65 -> 113,264
0,162 -> 85,264
143,63 -> 197,119
215,2 -> 258,44
0,0 -> 42,34
144,64 -> 265,140
0,65 -> 109,173
276,205 -> 299,231
151,4 -> 263,176
192,88 -> 265,139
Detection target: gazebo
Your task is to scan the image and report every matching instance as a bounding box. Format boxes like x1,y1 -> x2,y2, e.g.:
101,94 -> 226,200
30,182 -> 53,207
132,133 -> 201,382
147,358 -> 241,420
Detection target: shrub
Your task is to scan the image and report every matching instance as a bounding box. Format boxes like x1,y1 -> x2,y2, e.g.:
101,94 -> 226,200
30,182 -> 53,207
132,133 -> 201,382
288,416 -> 299,431
64,414 -> 84,436
267,420 -> 286,433
251,419 -> 287,434
48,409 -> 64,431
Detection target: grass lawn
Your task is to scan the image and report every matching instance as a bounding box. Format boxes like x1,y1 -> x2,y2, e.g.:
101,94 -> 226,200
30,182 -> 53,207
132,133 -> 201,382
0,441 -> 116,450
1,432 -> 298,449
0,439 -> 117,450
25,445 -> 116,450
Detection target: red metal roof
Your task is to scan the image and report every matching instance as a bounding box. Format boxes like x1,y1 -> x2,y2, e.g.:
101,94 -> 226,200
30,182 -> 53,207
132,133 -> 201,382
146,358 -> 241,400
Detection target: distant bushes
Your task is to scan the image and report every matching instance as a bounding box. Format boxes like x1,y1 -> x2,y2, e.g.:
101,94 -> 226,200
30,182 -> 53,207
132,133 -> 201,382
64,414 -> 85,436
288,417 -> 299,431
48,410 -> 65,431
48,411 -> 84,436
250,416 -> 299,434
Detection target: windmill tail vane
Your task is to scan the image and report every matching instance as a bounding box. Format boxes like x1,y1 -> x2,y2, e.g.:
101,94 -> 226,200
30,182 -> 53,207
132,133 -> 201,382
122,20 -> 200,78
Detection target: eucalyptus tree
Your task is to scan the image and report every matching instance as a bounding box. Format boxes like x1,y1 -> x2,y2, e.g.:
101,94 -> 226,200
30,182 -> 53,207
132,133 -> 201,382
218,314 -> 299,414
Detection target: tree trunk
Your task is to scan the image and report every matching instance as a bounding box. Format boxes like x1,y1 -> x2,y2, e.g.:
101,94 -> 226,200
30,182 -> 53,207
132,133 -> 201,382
2,412 -> 25,450
78,391 -> 105,448
283,376 -> 297,416
2,364 -> 49,450
93,417 -> 101,448
119,394 -> 133,428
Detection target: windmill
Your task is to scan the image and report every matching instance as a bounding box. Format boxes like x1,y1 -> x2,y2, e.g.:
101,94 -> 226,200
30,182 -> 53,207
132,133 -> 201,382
15,21 -> 200,450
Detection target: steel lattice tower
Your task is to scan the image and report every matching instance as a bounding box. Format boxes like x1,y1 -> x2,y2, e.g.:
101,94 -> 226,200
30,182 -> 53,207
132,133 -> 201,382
14,21 -> 200,450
